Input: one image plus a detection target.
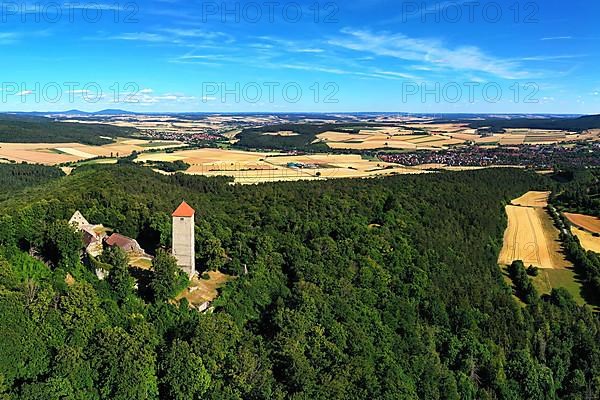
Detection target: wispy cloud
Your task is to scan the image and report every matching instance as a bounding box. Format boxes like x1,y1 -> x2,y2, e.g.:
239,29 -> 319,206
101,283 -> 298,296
115,90 -> 196,105
380,0 -> 469,24
541,36 -> 573,41
518,54 -> 584,62
277,63 -> 421,82
0,33 -> 20,45
98,28 -> 233,46
329,28 -> 533,79
255,36 -> 325,54
0,30 -> 50,45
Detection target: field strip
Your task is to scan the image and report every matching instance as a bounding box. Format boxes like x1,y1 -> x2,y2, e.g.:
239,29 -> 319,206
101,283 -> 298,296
499,191 -> 571,269
54,147 -> 97,158
564,213 -> 600,234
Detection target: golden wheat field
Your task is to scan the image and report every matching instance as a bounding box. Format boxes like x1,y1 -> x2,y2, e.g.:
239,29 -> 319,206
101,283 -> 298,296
312,123 -> 599,150
570,227 -> 600,254
511,191 -> 551,208
315,126 -> 466,150
498,192 -> 570,269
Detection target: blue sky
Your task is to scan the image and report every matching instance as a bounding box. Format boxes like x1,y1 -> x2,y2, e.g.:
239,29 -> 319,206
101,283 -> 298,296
1,0 -> 599,113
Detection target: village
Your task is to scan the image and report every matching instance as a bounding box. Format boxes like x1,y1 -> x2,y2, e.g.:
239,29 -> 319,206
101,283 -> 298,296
68,201 -> 234,312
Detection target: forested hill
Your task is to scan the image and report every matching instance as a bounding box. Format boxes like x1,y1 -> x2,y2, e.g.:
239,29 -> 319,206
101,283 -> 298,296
1,165 -> 600,399
0,164 -> 64,201
467,114 -> 600,132
0,115 -> 139,145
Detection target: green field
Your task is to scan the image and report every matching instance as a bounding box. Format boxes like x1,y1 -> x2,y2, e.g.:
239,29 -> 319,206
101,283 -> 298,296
502,265 -> 587,306
533,268 -> 586,305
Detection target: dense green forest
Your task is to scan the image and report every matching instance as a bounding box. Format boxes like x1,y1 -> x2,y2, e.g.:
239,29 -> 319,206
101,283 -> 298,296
140,160 -> 191,173
1,164 -> 600,399
552,168 -> 600,217
548,168 -> 600,303
236,123 -> 373,152
0,164 -> 64,201
0,115 -> 138,145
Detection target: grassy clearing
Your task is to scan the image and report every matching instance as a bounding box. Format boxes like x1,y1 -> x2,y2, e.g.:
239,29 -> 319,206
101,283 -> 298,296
533,268 -> 586,305
502,265 -> 586,306
176,271 -> 236,308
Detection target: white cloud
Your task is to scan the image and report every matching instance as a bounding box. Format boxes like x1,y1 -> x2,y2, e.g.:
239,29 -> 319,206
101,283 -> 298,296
541,36 -> 573,41
329,28 -> 532,79
113,91 -> 196,105
105,28 -> 233,46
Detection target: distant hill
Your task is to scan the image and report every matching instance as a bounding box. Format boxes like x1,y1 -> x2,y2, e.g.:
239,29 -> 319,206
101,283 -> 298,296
0,114 -> 139,145
466,114 -> 600,132
95,109 -> 137,116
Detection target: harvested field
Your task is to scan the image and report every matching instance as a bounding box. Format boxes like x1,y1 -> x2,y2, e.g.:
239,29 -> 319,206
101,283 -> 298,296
564,213 -> 600,234
0,139 -> 184,165
55,147 -> 98,158
315,123 -> 592,150
137,149 -> 429,183
498,135 -> 526,145
316,126 -> 467,150
325,140 -> 417,150
571,227 -> 600,254
499,191 -> 570,269
511,191 -> 551,208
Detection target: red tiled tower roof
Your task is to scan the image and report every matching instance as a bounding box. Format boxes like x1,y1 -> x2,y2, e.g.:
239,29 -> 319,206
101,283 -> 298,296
172,201 -> 195,218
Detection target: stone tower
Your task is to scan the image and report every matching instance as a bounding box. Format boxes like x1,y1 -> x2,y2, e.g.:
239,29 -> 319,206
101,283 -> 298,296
172,201 -> 196,278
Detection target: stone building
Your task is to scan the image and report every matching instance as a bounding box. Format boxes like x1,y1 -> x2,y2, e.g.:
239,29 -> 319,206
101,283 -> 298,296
69,211 -> 108,257
105,233 -> 144,254
172,201 -> 196,278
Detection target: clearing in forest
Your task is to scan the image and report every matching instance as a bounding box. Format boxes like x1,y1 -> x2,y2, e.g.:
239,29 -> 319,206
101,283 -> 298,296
498,191 -> 570,269
532,268 -> 585,305
175,271 -> 236,309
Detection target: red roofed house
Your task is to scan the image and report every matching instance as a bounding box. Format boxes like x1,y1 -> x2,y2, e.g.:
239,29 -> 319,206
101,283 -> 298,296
172,201 -> 196,277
